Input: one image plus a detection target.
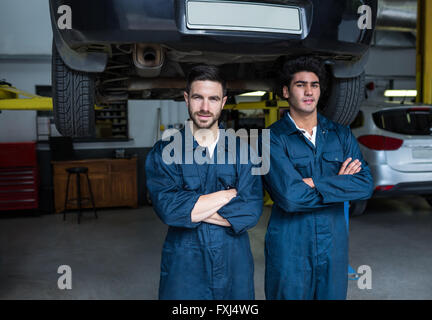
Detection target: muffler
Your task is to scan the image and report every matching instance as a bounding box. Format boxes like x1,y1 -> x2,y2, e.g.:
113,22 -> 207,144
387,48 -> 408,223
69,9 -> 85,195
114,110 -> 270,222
132,44 -> 165,77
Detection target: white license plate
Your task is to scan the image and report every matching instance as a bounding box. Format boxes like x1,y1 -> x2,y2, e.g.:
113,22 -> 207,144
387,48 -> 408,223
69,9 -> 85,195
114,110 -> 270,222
412,148 -> 432,159
186,0 -> 302,34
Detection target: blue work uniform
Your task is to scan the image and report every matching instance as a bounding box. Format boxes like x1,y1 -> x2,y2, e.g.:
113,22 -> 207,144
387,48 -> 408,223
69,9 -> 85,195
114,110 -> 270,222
263,113 -> 374,300
145,125 -> 263,300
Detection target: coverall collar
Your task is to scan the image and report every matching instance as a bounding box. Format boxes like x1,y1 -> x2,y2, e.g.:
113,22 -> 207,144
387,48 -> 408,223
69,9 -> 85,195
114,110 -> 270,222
283,111 -> 335,135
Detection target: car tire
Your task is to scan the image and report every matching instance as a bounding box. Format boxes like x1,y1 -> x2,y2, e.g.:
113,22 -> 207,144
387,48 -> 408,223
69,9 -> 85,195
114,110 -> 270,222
349,200 -> 368,217
424,196 -> 432,207
320,73 -> 365,126
52,41 -> 96,137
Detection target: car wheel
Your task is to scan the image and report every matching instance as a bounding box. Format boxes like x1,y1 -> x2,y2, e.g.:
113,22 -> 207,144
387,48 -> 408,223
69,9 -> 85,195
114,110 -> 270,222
424,196 -> 432,207
52,41 -> 96,137
320,73 -> 365,126
349,200 -> 368,217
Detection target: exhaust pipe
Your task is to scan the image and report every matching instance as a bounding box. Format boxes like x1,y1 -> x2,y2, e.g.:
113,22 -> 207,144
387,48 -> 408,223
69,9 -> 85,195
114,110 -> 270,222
376,0 -> 417,32
133,44 -> 165,77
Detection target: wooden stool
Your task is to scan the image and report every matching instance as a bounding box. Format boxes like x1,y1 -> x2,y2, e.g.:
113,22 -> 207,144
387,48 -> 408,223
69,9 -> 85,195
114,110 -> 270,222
64,167 -> 97,224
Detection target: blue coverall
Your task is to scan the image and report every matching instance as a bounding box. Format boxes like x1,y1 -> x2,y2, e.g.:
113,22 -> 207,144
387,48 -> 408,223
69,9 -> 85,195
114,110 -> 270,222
145,126 -> 263,300
263,113 -> 374,300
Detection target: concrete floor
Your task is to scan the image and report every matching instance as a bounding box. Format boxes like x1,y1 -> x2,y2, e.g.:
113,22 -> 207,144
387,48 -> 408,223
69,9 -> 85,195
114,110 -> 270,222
0,196 -> 431,300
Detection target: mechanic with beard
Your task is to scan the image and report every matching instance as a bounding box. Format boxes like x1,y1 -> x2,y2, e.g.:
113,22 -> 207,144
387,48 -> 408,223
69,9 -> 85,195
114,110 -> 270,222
263,56 -> 374,300
145,65 -> 263,299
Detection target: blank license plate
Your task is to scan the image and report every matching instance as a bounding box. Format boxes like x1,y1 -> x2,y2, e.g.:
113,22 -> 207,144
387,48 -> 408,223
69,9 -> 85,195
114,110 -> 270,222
186,0 -> 302,34
412,148 -> 432,159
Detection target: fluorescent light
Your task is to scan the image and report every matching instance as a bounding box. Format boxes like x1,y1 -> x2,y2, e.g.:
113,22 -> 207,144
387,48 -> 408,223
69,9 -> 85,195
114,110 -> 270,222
384,90 -> 417,97
238,91 -> 267,97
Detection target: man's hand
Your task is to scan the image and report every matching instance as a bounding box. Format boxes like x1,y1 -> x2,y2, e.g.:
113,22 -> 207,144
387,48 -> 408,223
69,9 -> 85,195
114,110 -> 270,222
303,178 -> 315,188
224,188 -> 237,202
338,158 -> 362,175
302,158 -> 361,188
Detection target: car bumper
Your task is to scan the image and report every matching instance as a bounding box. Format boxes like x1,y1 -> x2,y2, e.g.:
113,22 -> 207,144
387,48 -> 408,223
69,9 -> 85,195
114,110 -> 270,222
50,0 -> 376,59
370,163 -> 432,197
373,181 -> 432,197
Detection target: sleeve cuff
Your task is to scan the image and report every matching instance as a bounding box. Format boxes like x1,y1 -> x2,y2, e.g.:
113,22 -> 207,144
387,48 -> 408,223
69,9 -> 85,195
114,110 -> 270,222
184,192 -> 203,228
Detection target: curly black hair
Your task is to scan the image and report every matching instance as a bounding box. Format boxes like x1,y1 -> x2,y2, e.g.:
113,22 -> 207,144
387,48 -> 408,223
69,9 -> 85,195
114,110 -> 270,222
279,56 -> 328,95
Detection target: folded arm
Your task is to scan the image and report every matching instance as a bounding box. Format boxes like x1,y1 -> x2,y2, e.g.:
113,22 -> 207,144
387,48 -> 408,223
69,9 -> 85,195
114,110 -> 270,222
145,144 -> 203,228
191,189 -> 236,223
203,212 -> 231,227
217,148 -> 264,234
313,130 -> 374,203
146,142 -> 238,228
263,134 -> 332,213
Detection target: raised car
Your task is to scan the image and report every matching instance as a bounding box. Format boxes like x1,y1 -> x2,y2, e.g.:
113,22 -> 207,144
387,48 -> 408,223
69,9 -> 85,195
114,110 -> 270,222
49,0 -> 377,137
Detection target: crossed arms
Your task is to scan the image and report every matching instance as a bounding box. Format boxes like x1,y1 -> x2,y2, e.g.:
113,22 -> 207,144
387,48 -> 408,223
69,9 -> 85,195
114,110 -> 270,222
263,131 -> 374,213
302,157 -> 362,188
190,189 -> 237,227
194,156 -> 361,224
145,142 -> 263,233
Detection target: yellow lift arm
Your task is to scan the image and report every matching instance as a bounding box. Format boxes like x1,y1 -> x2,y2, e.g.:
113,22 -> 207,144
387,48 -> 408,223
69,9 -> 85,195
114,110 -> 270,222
0,85 -> 53,111
0,85 -> 103,111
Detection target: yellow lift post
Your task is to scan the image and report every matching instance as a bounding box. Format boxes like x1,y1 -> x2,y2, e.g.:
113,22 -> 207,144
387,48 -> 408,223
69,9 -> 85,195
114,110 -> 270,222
416,0 -> 432,104
224,92 -> 289,205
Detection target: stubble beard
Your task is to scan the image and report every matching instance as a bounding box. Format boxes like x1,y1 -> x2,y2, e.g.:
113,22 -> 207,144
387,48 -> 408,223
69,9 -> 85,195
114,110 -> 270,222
189,109 -> 221,130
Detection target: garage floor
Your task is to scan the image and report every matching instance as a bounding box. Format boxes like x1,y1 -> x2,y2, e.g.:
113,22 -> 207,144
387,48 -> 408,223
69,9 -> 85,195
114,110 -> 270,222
1,196 -> 431,300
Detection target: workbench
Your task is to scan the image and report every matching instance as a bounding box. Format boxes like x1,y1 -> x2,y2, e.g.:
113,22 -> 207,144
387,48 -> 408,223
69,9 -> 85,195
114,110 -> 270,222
52,157 -> 138,213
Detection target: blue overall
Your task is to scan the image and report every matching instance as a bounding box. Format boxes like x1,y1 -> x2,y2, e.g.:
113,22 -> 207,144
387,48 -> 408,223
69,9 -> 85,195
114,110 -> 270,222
263,113 -> 374,300
145,126 -> 263,300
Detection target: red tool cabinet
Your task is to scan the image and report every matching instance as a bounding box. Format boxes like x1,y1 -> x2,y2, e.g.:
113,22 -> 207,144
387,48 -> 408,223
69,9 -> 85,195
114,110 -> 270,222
0,142 -> 39,211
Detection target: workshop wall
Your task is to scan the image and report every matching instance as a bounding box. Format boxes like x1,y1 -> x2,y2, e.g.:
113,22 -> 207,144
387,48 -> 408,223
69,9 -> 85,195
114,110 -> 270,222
0,0 -> 52,56
0,60 -> 49,143
365,47 -> 416,102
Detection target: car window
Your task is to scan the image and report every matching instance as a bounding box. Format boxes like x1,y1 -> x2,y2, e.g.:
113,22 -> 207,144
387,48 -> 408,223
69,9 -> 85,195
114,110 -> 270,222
372,108 -> 432,135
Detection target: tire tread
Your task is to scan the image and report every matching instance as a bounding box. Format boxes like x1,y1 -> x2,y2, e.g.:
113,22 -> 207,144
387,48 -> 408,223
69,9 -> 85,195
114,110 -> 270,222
52,42 -> 95,137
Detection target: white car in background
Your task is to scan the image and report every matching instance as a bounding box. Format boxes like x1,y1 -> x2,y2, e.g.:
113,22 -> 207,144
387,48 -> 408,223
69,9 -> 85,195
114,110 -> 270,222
350,102 -> 432,216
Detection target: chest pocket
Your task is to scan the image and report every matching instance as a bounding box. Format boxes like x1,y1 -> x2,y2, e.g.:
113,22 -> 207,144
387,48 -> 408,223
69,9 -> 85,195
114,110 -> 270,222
291,155 -> 312,178
321,150 -> 344,175
180,165 -> 201,191
217,165 -> 237,190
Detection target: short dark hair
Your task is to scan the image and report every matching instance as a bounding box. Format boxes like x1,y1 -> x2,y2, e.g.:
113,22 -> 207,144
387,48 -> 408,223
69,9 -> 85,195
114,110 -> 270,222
185,64 -> 227,96
279,56 -> 327,94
